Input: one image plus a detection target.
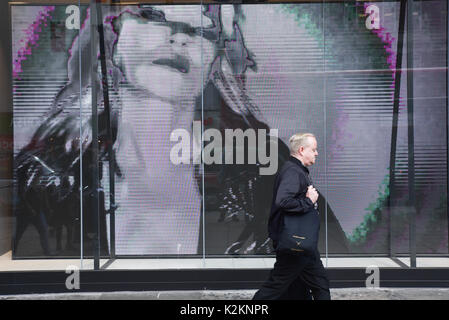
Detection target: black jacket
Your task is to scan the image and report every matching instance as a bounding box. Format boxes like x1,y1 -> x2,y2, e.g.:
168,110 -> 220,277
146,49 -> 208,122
268,156 -> 316,245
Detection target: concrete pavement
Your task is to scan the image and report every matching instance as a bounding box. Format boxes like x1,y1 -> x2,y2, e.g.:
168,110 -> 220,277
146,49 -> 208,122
1,288 -> 449,300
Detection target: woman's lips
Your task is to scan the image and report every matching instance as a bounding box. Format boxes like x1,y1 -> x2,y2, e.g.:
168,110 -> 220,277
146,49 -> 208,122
152,56 -> 190,74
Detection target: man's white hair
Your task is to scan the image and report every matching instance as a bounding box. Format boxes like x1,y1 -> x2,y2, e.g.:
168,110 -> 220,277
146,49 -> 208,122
289,133 -> 316,155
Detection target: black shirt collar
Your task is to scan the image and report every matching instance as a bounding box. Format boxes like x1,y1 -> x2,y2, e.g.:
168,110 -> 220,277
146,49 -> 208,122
289,156 -> 310,174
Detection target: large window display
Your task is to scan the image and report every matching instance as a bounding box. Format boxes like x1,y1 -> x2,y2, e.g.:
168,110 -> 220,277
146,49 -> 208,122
1,0 -> 448,272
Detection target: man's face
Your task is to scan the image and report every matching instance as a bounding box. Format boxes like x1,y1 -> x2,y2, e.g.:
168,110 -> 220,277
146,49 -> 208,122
115,6 -> 216,102
299,137 -> 318,167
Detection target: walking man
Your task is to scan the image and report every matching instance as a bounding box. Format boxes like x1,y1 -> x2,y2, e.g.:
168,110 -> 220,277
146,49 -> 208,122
253,133 -> 331,300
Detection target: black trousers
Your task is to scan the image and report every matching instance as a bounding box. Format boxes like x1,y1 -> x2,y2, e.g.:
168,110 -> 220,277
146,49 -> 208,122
253,250 -> 330,300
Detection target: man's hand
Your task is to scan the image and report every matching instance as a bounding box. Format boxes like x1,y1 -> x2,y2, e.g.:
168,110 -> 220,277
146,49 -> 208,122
306,185 -> 319,204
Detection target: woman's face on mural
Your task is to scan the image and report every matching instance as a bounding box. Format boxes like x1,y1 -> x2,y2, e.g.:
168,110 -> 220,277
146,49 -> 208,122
115,6 -> 216,102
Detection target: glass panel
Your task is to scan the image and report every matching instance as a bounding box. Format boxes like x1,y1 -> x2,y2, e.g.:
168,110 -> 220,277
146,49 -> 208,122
10,1 -> 81,258
6,1 -> 84,265
324,1 -> 397,256
89,2 -> 208,257
201,3 -> 330,258
323,0 -> 448,267
0,1 -> 13,261
389,0 -> 448,260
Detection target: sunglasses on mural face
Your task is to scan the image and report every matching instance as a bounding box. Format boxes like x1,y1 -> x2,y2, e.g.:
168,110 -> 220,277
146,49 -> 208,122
138,7 -> 220,42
